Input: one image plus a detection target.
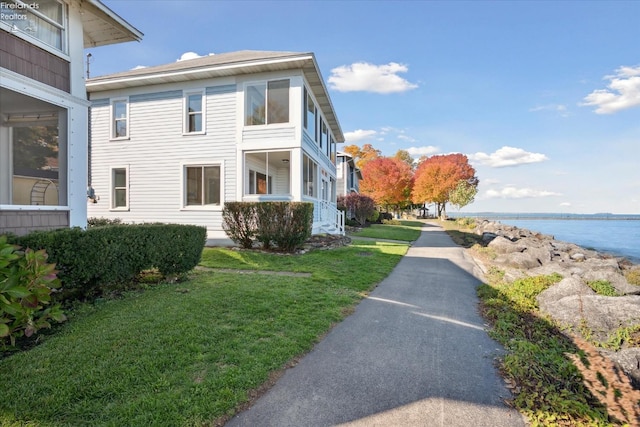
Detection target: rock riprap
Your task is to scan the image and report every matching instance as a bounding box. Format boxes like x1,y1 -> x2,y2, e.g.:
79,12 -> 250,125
470,219 -> 640,387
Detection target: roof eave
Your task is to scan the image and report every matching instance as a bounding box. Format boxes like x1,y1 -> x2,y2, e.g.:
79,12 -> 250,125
86,51 -> 344,143
83,0 -> 143,48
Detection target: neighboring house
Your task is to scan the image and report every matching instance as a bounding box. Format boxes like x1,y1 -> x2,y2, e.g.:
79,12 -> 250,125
0,0 -> 142,236
336,151 -> 362,197
85,51 -> 345,239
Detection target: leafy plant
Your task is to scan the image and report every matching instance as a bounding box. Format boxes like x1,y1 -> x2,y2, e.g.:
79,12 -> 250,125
587,280 -> 620,297
0,236 -> 66,348
9,224 -> 206,302
337,193 -> 376,226
623,268 -> 640,286
222,202 -> 257,249
87,217 -> 123,227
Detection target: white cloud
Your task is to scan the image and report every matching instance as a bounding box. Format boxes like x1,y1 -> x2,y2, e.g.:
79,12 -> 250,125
469,146 -> 548,168
483,178 -> 501,185
529,104 -> 569,117
344,129 -> 377,143
581,65 -> 640,114
328,62 -> 418,94
177,51 -> 215,62
406,146 -> 440,157
559,202 -> 572,207
484,186 -> 562,199
131,65 -> 147,70
397,134 -> 417,143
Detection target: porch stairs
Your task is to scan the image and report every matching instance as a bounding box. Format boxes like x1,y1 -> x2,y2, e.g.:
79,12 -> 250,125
319,200 -> 345,236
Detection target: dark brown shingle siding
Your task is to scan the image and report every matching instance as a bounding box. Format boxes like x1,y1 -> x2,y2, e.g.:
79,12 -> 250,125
0,30 -> 70,92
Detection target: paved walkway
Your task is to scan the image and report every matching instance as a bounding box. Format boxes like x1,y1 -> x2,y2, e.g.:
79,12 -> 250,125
226,223 -> 526,427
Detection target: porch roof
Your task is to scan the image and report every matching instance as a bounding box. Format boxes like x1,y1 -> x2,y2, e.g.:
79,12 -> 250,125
86,50 -> 344,142
82,0 -> 143,48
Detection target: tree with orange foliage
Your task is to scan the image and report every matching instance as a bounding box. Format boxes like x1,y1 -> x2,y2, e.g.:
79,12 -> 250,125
412,153 -> 478,218
360,157 -> 414,213
342,144 -> 381,170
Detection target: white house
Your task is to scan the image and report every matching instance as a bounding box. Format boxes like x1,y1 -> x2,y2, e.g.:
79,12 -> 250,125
0,0 -> 142,236
85,50 -> 345,240
336,151 -> 362,197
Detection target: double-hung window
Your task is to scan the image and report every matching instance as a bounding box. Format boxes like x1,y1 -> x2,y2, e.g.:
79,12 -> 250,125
184,91 -> 205,133
1,0 -> 67,53
111,167 -> 129,210
111,99 -> 128,139
185,165 -> 221,206
244,79 -> 290,126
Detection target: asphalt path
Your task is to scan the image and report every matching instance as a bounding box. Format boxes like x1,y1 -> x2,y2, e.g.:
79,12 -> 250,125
226,222 -> 526,426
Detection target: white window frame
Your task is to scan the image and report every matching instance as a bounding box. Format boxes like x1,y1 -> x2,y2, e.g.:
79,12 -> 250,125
303,87 -> 317,142
243,79 -> 290,127
0,0 -> 68,57
110,166 -> 129,211
183,90 -> 206,135
110,98 -> 129,140
180,161 -> 224,210
303,154 -> 318,198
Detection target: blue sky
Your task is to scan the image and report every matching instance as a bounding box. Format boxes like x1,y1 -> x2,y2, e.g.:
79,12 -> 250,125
93,0 -> 640,214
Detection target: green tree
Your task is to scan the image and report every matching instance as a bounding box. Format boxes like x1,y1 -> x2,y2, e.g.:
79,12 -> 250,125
394,149 -> 414,169
449,179 -> 479,210
13,126 -> 58,170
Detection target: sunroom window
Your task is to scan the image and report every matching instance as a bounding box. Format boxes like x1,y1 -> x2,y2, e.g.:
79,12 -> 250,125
244,151 -> 290,195
244,80 -> 290,126
303,154 -> 317,198
304,88 -> 317,141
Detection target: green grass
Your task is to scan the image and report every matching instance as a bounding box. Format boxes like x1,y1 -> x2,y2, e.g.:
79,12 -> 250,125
477,275 -> 611,426
441,223 -> 620,426
349,220 -> 423,241
0,240 -> 407,426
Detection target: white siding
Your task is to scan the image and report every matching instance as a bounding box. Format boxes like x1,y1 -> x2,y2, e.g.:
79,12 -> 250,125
88,84 -> 237,238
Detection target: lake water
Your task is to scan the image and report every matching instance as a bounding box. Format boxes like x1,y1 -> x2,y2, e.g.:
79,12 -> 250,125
485,219 -> 640,263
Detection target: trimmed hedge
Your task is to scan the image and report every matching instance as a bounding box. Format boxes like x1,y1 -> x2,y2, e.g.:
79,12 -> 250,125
7,224 -> 206,301
223,202 -> 313,252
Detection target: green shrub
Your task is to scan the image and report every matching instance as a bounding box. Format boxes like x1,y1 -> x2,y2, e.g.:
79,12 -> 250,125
269,202 -> 313,252
222,202 -> 257,249
455,217 -> 476,229
150,224 -> 207,276
337,194 -> 375,225
87,217 -> 122,227
382,219 -> 401,225
0,236 -> 66,348
223,202 -> 313,252
9,224 -> 206,302
367,210 -> 380,223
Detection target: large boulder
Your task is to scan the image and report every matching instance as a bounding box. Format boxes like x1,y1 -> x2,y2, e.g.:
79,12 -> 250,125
488,235 -> 525,253
537,277 -> 595,308
600,348 -> 640,389
537,293 -> 640,343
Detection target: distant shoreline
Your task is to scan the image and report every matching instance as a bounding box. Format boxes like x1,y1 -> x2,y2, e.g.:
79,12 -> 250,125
451,213 -> 640,221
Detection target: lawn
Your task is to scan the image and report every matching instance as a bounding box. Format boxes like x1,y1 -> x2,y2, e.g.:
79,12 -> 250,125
349,220 -> 423,241
0,236 -> 409,426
